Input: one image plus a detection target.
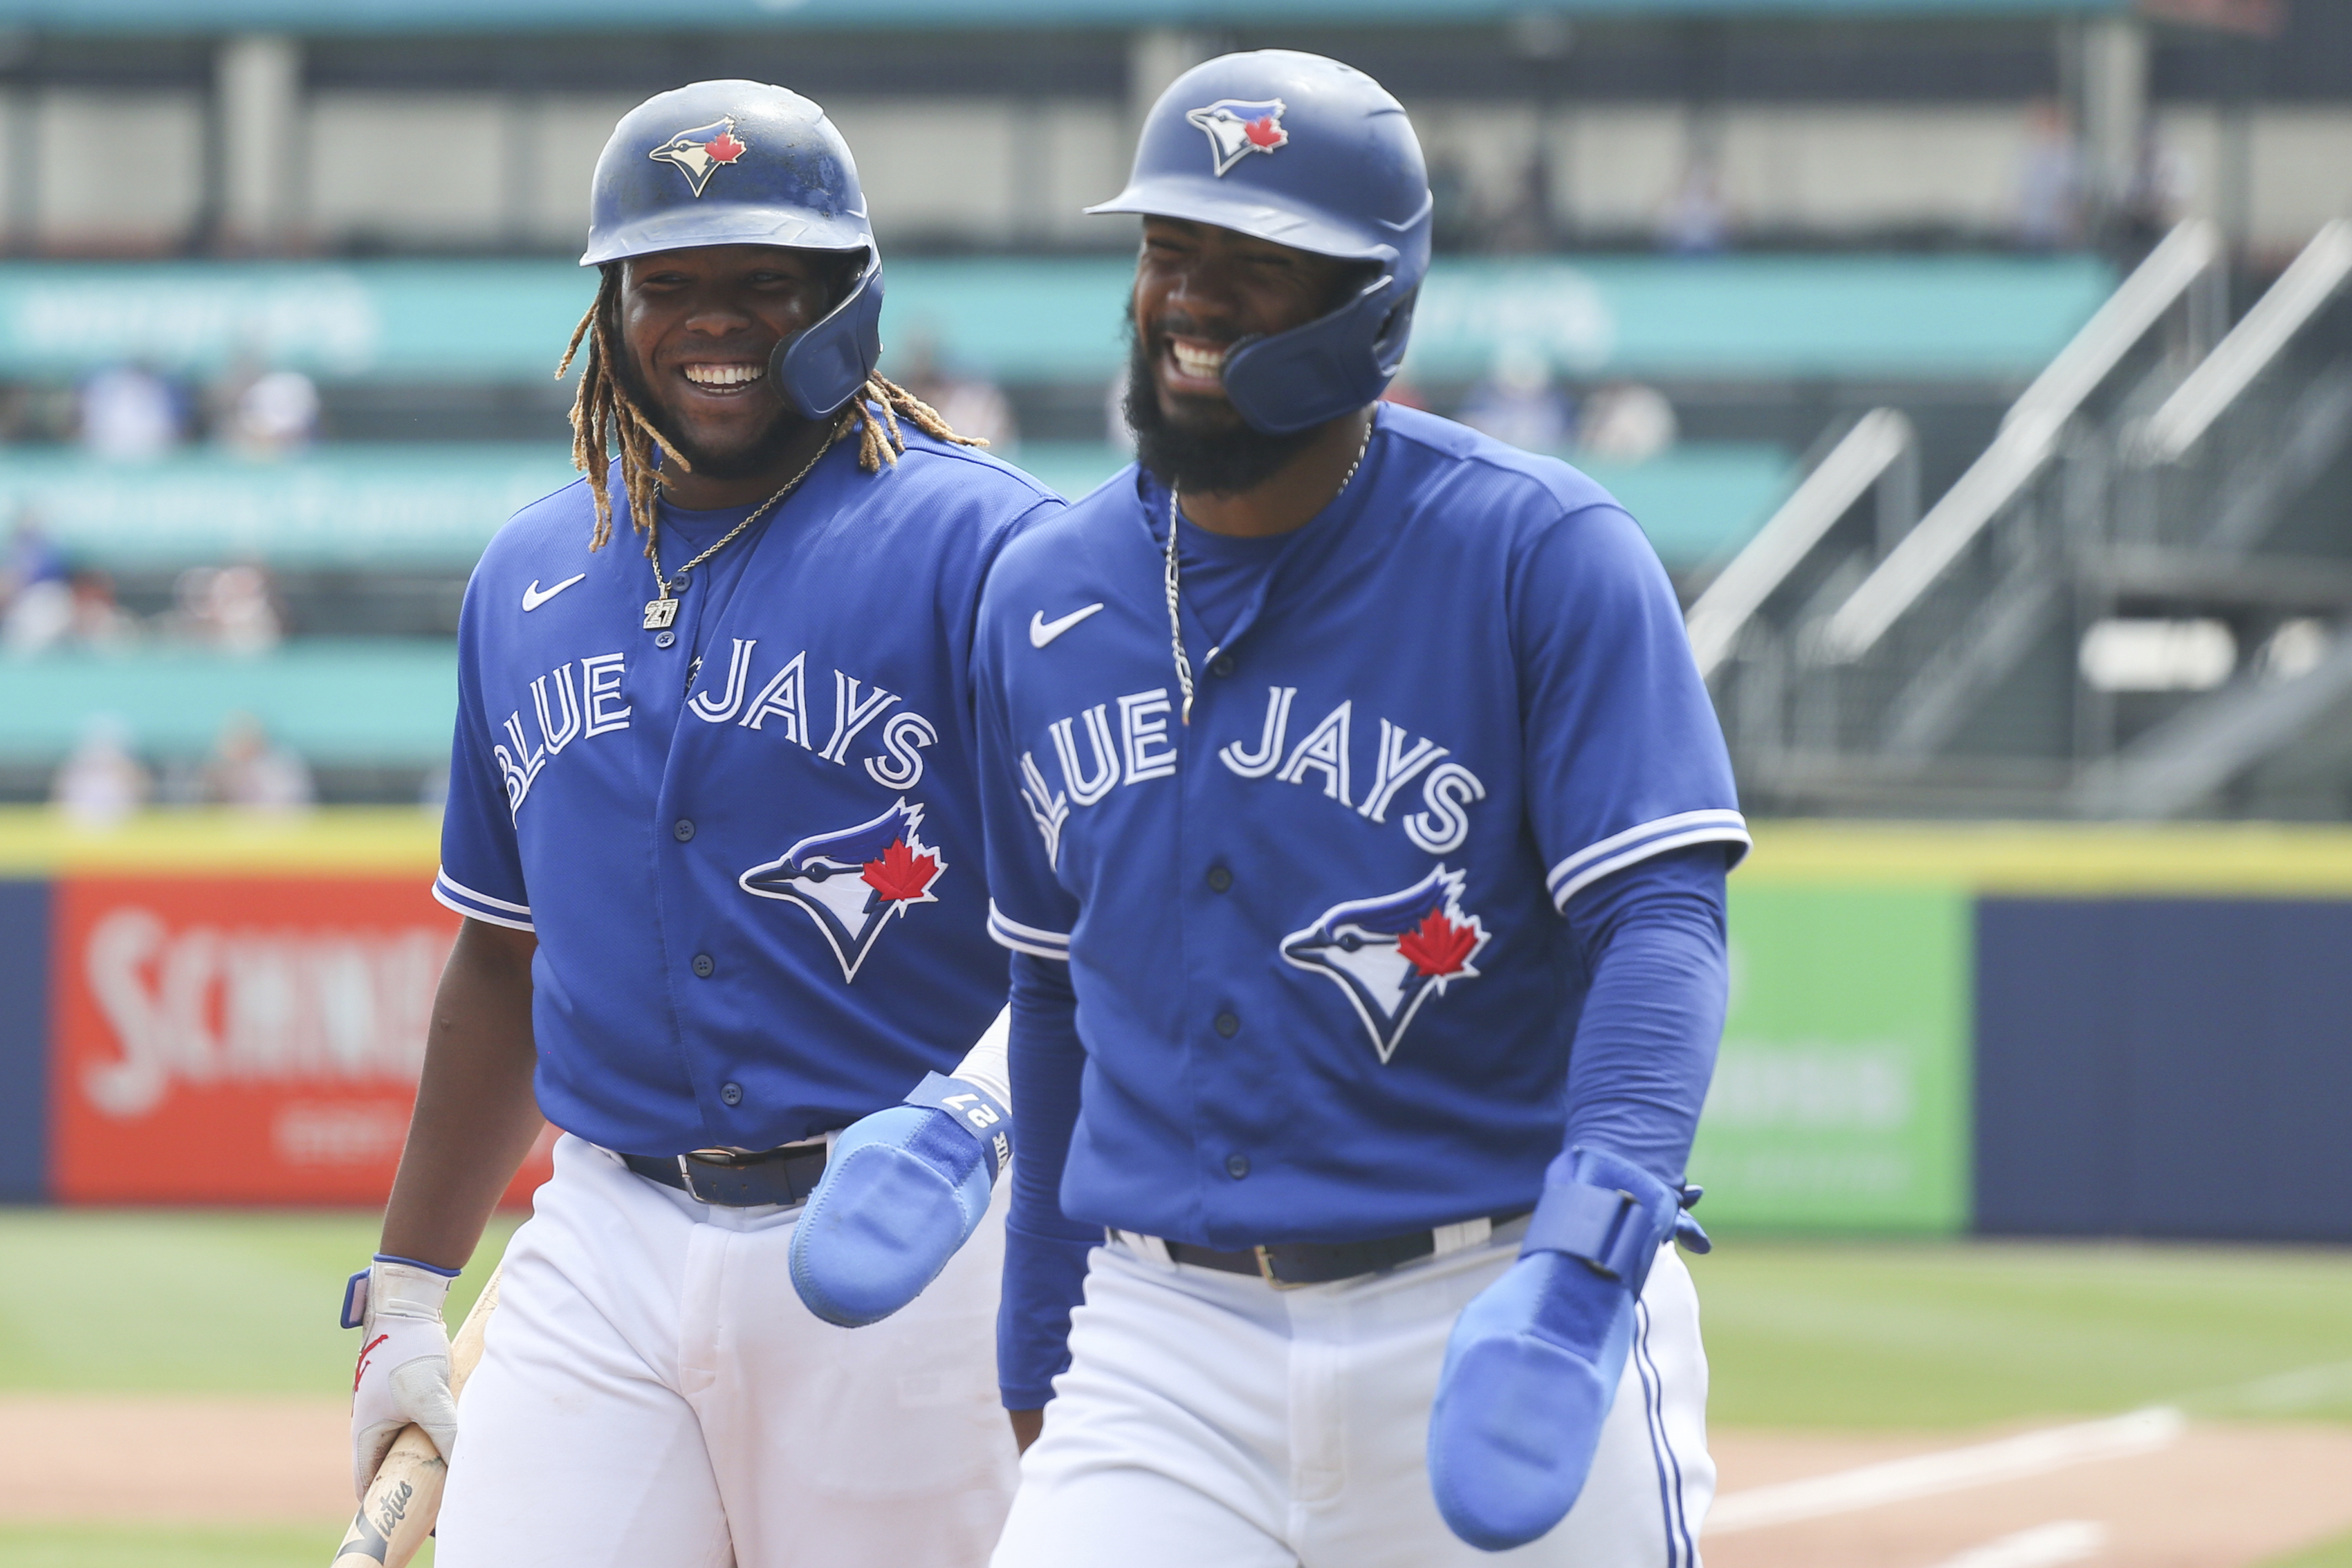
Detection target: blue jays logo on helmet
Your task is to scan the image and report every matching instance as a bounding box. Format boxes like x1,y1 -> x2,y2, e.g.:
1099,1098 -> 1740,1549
1281,867 -> 1489,1063
648,118 -> 751,199
739,799 -> 944,982
1184,98 -> 1289,177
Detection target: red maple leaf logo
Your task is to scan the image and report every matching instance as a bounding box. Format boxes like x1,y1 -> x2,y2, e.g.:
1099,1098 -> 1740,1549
1244,116 -> 1285,151
862,837 -> 941,903
706,130 -> 746,165
1397,909 -> 1478,979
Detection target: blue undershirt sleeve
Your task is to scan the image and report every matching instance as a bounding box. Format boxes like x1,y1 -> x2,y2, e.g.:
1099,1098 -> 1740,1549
1554,842 -> 1731,1188
998,951 -> 1099,1410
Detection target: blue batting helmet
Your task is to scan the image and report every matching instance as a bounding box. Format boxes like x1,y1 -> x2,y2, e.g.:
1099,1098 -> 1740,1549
582,80 -> 882,421
1090,51 -> 1433,435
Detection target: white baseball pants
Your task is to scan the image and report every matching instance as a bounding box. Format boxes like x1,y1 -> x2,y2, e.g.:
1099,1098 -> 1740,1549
437,1133 -> 1017,1568
991,1227 -> 1711,1568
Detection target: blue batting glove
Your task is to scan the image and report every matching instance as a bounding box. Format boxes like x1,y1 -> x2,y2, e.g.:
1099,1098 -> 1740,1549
1426,1147 -> 1684,1552
789,1072 -> 1012,1328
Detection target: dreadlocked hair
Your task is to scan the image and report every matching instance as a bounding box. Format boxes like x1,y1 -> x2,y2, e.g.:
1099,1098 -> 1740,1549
555,266 -> 986,556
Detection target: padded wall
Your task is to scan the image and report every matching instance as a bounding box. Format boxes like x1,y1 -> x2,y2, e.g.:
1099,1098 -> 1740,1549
1975,898 -> 2352,1242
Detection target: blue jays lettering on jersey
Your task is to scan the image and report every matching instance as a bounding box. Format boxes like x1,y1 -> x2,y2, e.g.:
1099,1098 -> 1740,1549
437,430 -> 1060,1154
973,404 -> 1747,1248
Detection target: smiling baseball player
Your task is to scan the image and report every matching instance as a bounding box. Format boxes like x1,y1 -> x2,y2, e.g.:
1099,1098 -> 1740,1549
962,52 -> 1748,1566
340,80 -> 1059,1567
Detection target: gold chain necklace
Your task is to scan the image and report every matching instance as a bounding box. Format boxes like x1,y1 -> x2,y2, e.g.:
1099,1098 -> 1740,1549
643,421 -> 843,632
1164,414 -> 1375,724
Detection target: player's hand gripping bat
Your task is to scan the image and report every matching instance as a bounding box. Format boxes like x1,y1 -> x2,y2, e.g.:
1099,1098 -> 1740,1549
331,1266 -> 502,1567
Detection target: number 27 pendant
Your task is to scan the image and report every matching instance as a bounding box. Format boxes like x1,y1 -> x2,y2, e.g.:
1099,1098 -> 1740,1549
643,596 -> 679,631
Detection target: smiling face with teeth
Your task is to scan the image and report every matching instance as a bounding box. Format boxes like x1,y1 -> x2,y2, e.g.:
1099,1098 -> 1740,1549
614,242 -> 858,508
1133,216 -> 1361,432
1125,216 -> 1374,502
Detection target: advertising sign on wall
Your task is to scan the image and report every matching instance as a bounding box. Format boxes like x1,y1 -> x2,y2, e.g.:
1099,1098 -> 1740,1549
1690,884 -> 1972,1233
50,875 -> 551,1206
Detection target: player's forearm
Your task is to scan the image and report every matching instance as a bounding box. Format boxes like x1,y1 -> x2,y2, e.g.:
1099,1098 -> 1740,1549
380,917 -> 544,1273
998,953 -> 1098,1408
1556,844 -> 1730,1185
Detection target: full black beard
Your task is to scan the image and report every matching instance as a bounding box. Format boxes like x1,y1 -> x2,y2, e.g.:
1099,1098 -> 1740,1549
1123,324 -> 1325,497
617,345 -> 816,488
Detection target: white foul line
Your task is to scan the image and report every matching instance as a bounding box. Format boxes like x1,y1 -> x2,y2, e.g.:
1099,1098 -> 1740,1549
1707,1407 -> 2184,1535
1929,1520 -> 2109,1568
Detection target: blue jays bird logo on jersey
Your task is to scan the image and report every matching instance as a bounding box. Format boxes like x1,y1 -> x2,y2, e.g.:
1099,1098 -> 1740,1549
739,800 -> 944,982
649,118 -> 750,197
1185,99 -> 1289,176
1281,867 -> 1489,1063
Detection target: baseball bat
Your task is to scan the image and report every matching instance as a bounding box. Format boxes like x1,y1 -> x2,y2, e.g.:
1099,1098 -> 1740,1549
331,1265 -> 502,1568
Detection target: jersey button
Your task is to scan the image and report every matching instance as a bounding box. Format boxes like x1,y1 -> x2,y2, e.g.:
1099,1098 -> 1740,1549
1206,865 -> 1233,894
654,630 -> 676,649
1210,654 -> 1236,678
1225,1153 -> 1250,1179
1213,1011 -> 1240,1037
673,818 -> 695,842
692,953 -> 715,978
720,1081 -> 744,1107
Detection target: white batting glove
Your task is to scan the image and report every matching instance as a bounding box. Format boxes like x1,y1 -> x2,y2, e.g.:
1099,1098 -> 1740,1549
344,1256 -> 461,1501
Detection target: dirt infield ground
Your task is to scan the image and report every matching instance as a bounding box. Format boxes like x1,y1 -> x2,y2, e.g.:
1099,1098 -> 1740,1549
1709,1422 -> 2352,1568
6,1395 -> 2349,1567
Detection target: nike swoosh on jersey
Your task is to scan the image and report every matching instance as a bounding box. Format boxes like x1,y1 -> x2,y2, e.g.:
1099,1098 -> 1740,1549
1030,603 -> 1105,648
522,573 -> 588,611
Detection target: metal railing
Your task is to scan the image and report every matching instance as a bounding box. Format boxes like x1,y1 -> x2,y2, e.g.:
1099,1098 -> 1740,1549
1684,408 -> 1914,681
2135,220 -> 2352,466
1819,221 -> 2219,663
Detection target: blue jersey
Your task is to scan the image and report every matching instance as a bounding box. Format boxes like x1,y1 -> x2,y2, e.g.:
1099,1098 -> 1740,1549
436,429 -> 1062,1155
973,406 -> 1747,1247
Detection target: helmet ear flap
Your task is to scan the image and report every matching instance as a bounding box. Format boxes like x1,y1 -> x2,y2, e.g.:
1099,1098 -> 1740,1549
1371,285 -> 1419,380
771,249 -> 885,419
1220,273 -> 1407,436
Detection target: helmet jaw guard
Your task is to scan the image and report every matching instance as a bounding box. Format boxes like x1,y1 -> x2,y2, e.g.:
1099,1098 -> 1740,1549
585,80 -> 883,421
1094,50 -> 1433,436
1223,274 -> 1419,436
771,248 -> 885,420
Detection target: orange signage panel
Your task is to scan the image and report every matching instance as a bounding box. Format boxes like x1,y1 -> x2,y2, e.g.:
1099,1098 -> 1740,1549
52,876 -> 551,1206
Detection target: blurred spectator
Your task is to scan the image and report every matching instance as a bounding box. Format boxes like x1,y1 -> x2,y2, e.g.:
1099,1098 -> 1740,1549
170,564 -> 284,653
1428,156 -> 1478,252
1487,152 -> 1556,253
1659,158 -> 1731,255
69,571 -> 139,649
2014,100 -> 2084,250
79,362 -> 184,461
893,334 -> 1018,454
227,369 -> 322,458
5,567 -> 140,656
1577,382 -> 1680,463
3,509 -> 66,600
5,577 -> 71,654
52,715 -> 151,827
1458,345 -> 1574,452
205,711 -> 314,813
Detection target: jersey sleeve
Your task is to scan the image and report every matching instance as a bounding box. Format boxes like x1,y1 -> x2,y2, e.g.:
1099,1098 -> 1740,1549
432,587 -> 532,932
1514,500 -> 1749,910
973,609 -> 1083,963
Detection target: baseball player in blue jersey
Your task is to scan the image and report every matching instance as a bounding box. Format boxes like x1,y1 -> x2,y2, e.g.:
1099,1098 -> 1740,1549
340,82 -> 1058,1566
963,53 -> 1748,1566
